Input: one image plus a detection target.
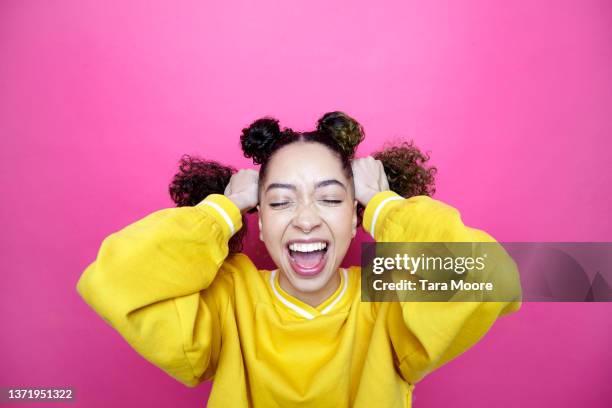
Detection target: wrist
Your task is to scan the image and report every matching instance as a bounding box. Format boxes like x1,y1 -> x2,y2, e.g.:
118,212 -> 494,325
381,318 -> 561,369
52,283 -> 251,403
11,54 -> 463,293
360,188 -> 382,207
225,194 -> 245,213
196,194 -> 243,239
225,193 -> 257,214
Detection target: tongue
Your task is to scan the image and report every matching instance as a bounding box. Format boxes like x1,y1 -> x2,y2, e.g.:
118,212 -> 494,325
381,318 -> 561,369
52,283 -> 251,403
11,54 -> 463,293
292,250 -> 325,268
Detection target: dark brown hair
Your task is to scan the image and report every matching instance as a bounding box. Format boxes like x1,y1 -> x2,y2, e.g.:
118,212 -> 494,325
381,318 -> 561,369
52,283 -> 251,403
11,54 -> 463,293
240,112 -> 363,197
169,111 -> 436,253
168,156 -> 248,253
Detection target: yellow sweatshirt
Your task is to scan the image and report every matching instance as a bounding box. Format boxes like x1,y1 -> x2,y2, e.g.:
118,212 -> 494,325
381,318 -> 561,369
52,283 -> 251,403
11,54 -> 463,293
76,191 -> 521,407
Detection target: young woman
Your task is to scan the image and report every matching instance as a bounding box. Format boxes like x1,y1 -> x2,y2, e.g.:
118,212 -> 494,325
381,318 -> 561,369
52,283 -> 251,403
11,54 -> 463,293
76,112 -> 521,407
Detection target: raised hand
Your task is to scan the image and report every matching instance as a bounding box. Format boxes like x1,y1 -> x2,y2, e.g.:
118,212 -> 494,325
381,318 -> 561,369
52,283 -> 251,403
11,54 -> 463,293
351,156 -> 390,207
224,169 -> 260,213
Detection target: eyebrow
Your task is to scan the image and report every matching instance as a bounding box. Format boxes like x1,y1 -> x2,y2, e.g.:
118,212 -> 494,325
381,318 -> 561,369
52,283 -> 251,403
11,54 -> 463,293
265,179 -> 347,193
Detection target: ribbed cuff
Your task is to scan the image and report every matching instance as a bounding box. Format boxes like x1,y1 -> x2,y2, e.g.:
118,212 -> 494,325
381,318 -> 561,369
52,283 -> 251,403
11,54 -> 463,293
362,191 -> 404,239
196,194 -> 243,240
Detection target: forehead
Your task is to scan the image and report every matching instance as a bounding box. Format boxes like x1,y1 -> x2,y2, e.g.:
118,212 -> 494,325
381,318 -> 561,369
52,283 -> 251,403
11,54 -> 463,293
264,142 -> 347,187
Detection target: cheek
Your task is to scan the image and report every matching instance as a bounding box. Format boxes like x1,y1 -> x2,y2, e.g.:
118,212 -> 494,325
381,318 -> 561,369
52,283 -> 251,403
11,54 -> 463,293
325,208 -> 356,239
260,213 -> 288,243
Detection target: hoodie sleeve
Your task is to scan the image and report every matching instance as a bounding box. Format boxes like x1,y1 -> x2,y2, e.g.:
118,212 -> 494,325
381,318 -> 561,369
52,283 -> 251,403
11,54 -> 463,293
362,191 -> 522,384
76,194 -> 244,387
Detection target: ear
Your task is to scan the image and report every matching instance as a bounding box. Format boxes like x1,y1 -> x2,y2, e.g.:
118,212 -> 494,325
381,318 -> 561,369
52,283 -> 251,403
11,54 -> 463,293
351,200 -> 358,238
257,205 -> 264,242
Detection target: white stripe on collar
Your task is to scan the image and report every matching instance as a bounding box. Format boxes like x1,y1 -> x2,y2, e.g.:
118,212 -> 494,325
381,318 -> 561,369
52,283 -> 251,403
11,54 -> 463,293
320,268 -> 349,314
269,270 -> 314,320
269,269 -> 349,320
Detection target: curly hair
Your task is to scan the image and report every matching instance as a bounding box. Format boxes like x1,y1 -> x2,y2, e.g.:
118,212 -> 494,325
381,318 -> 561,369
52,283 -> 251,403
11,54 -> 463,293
169,111 -> 436,253
168,155 -> 248,253
374,140 -> 437,197
240,112 -> 363,194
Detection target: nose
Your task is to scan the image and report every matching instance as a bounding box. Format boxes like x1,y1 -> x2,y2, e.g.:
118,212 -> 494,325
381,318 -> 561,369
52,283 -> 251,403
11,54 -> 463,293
291,202 -> 322,233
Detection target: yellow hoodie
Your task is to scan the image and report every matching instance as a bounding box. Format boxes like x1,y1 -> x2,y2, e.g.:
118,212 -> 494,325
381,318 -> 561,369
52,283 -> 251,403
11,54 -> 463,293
76,191 -> 521,407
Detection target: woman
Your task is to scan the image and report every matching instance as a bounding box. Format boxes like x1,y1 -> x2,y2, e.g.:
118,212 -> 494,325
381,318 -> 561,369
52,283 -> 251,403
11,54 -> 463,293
76,112 -> 521,407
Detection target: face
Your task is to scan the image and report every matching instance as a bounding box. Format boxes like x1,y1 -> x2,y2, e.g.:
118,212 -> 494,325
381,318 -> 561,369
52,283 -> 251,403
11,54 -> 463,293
258,142 -> 357,300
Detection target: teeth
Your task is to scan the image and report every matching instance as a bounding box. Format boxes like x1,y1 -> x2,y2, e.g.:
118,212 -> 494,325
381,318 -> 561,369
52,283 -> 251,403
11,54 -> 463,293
288,242 -> 327,252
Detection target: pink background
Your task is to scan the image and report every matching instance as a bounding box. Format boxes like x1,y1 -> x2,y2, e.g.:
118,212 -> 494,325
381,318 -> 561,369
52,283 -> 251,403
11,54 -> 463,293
1,0 -> 611,407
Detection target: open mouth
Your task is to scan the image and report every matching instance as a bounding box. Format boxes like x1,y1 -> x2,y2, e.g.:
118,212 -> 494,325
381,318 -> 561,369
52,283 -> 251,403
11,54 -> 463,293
286,241 -> 329,277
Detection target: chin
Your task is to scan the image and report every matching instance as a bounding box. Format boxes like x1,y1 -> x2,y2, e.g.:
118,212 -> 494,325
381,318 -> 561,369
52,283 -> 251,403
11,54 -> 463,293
289,270 -> 333,293
281,258 -> 338,294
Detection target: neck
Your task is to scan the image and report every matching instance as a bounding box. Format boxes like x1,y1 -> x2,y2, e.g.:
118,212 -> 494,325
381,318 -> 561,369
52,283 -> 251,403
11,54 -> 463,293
279,270 -> 341,308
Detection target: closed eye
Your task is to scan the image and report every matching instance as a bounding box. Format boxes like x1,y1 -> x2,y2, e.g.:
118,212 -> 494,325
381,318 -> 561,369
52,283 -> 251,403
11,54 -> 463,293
270,202 -> 291,208
320,199 -> 343,205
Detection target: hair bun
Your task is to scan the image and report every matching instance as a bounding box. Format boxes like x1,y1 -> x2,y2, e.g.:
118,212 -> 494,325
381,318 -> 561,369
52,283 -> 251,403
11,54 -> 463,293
241,117 -> 281,164
316,111 -> 364,159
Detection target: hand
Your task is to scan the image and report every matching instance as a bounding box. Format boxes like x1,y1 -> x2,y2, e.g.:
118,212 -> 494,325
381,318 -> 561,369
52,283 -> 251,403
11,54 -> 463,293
224,169 -> 259,213
351,156 -> 390,206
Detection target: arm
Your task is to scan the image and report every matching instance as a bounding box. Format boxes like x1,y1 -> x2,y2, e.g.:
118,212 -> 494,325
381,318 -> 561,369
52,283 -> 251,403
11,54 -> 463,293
76,193 -> 244,387
362,191 -> 522,383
